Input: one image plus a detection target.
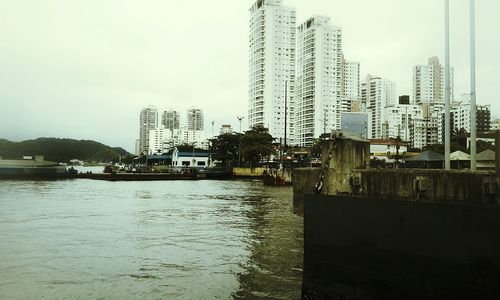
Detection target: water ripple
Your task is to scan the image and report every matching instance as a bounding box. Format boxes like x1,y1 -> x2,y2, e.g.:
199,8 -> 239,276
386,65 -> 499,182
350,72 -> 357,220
0,179 -> 302,299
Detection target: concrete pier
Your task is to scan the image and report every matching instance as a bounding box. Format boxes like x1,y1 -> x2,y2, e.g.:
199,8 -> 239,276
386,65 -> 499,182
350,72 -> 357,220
496,130 -> 500,175
294,132 -> 500,299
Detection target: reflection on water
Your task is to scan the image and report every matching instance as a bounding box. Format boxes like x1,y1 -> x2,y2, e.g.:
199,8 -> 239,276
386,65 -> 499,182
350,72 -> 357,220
0,179 -> 303,299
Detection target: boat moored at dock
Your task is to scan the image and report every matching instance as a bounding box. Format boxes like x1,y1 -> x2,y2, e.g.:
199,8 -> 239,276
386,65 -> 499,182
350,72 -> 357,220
0,156 -> 73,179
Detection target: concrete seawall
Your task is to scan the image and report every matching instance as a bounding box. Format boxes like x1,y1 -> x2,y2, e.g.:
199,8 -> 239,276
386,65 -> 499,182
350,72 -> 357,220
292,168 -> 320,216
355,169 -> 498,204
303,194 -> 500,299
294,132 -> 500,298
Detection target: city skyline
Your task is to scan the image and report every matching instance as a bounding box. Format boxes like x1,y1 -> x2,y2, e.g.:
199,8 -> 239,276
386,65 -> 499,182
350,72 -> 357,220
1,0 -> 498,152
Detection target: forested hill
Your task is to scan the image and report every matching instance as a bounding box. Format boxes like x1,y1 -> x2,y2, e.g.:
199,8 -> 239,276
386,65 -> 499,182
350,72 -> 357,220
0,138 -> 132,163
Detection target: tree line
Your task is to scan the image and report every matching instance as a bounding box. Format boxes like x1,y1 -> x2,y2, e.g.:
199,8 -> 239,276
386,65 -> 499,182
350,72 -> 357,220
0,138 -> 132,163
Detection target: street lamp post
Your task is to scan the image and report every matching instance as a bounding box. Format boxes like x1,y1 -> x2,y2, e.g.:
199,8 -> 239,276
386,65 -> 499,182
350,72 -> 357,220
444,0 -> 451,170
470,0 -> 477,171
237,116 -> 244,167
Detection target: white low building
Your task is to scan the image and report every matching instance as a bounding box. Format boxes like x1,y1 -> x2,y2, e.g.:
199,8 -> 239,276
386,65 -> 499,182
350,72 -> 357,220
171,148 -> 209,169
147,147 -> 210,170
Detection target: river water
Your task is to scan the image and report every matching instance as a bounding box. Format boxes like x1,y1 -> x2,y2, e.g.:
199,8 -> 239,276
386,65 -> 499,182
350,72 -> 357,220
0,179 -> 303,299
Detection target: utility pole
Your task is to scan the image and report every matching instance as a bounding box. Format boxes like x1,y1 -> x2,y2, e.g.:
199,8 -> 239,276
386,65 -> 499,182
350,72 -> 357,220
396,124 -> 401,168
405,106 -> 409,142
237,116 -> 244,167
444,0 -> 451,169
470,0 -> 477,171
192,143 -> 195,167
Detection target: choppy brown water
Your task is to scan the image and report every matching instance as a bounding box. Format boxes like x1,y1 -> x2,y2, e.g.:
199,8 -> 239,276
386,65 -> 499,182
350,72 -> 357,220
0,179 -> 303,299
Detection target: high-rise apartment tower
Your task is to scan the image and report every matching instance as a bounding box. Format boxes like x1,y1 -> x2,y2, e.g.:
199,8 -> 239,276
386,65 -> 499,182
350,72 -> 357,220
162,109 -> 180,131
139,106 -> 158,155
295,16 -> 343,146
361,75 -> 396,139
248,0 -> 296,143
413,56 -> 454,104
341,59 -> 360,113
187,108 -> 204,131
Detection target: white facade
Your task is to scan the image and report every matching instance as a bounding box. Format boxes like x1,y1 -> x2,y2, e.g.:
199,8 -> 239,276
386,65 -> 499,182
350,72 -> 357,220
248,0 -> 296,143
139,106 -> 158,155
451,101 -> 471,132
411,117 -> 440,149
181,128 -> 207,148
451,100 -> 491,133
341,60 -> 360,113
382,103 -> 447,149
383,105 -> 423,142
405,102 -> 444,149
172,148 -> 209,169
362,75 -> 396,139
413,56 -> 454,104
295,16 -> 342,147
148,126 -> 208,154
148,127 -> 173,154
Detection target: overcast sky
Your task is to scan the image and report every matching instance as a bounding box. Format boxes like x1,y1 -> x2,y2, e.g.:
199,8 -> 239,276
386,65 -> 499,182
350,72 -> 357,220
0,0 -> 498,152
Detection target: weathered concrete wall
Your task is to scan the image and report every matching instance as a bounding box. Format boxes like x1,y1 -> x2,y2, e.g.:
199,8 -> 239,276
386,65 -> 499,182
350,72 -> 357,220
496,130 -> 500,175
292,168 -> 321,216
353,169 -> 499,205
232,167 -> 266,177
292,135 -> 370,215
303,194 -> 500,299
321,136 -> 370,195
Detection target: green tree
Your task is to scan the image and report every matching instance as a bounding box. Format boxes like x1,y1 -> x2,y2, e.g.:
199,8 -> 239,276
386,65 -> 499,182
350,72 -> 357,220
175,143 -> 204,153
210,133 -> 240,166
452,127 -> 468,149
476,140 -> 495,153
240,125 -> 274,166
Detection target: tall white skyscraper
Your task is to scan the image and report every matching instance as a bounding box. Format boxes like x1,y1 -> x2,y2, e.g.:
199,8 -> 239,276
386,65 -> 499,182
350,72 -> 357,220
413,56 -> 454,104
162,109 -> 180,131
187,107 -> 204,131
248,0 -> 296,143
341,60 -> 360,113
361,75 -> 396,139
295,16 -> 342,147
139,106 -> 158,155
